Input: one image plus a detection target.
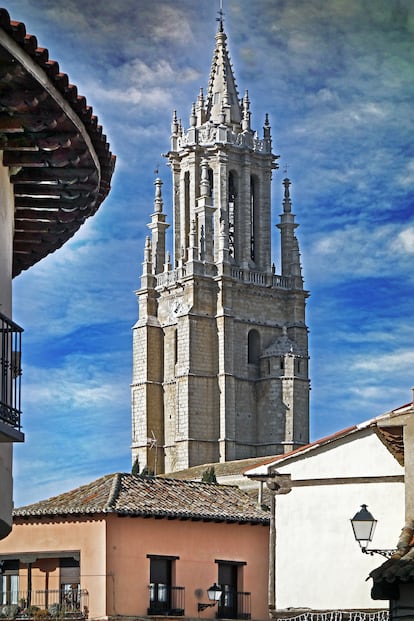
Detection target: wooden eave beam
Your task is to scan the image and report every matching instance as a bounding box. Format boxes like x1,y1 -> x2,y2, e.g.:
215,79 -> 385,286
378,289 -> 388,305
15,195 -> 94,210
1,131 -> 78,151
14,183 -> 95,195
3,146 -> 90,167
14,230 -> 67,244
14,219 -> 67,233
14,207 -> 83,223
10,167 -> 97,183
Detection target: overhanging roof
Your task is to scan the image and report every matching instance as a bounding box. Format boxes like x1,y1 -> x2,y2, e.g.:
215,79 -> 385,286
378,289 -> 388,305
0,8 -> 115,277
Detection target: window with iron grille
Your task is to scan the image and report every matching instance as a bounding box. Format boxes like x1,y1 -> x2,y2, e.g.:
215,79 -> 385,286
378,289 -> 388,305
147,555 -> 184,616
0,560 -> 19,605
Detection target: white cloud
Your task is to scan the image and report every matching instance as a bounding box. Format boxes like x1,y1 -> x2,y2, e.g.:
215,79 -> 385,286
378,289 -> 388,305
392,227 -> 414,254
14,234 -> 140,339
23,358 -> 127,410
79,57 -> 199,116
306,222 -> 414,284
353,349 -> 414,374
397,161 -> 414,189
152,5 -> 195,43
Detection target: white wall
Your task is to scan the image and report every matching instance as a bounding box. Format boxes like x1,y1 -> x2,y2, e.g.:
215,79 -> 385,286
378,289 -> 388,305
273,429 -> 404,610
0,154 -> 16,539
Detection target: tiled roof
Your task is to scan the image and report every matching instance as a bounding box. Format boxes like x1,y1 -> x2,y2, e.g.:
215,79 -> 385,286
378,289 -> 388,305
13,473 -> 269,525
371,559 -> 414,584
161,456 -> 278,481
370,521 -> 414,586
376,426 -> 404,466
0,8 -> 115,276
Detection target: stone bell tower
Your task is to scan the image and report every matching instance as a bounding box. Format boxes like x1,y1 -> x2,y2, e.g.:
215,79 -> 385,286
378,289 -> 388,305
131,16 -> 310,475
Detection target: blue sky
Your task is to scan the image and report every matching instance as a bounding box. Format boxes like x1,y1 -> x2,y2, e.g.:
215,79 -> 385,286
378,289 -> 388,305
9,0 -> 414,506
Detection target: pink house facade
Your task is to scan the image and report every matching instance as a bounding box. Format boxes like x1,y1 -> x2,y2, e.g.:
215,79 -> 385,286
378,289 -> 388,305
0,474 -> 269,621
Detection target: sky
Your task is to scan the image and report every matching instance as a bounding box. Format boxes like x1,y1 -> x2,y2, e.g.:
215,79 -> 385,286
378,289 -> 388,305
8,0 -> 414,506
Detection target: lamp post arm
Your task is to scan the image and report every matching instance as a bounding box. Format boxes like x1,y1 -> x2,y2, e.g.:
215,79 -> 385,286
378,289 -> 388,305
361,547 -> 395,559
198,603 -> 216,612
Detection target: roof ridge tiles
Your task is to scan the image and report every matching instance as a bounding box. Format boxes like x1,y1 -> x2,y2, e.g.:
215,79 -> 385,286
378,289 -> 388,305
105,473 -> 122,511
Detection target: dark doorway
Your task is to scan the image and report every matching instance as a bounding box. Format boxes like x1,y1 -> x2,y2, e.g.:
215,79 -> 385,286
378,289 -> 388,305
217,562 -> 238,619
149,557 -> 171,614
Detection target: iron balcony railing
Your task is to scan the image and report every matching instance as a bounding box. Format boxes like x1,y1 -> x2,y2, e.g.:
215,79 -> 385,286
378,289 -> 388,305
148,584 -> 185,616
0,588 -> 88,619
217,590 -> 251,620
275,611 -> 389,621
0,311 -> 23,433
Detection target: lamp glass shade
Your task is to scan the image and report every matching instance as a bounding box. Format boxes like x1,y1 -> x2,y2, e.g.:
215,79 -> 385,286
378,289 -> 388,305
351,504 -> 377,547
207,583 -> 222,602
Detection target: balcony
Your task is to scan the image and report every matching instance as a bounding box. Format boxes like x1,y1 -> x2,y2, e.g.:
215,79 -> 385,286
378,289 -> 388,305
0,589 -> 88,619
148,584 -> 185,616
0,311 -> 23,442
217,590 -> 251,620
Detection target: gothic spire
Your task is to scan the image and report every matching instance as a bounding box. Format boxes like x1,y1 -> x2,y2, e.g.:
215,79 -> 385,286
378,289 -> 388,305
277,176 -> 303,285
148,174 -> 169,275
205,17 -> 241,125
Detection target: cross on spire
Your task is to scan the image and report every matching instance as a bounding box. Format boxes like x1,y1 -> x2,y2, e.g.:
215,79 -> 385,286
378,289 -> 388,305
217,0 -> 224,28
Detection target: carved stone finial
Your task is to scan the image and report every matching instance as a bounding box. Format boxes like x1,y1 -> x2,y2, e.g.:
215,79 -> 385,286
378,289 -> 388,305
153,176 -> 163,213
200,158 -> 210,197
283,176 -> 291,200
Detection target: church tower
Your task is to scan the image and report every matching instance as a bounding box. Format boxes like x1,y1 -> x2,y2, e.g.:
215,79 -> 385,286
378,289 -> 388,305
131,15 -> 310,475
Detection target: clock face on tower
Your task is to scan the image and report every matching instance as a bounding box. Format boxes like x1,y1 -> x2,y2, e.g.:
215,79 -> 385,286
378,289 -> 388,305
169,299 -> 188,320
171,300 -> 182,316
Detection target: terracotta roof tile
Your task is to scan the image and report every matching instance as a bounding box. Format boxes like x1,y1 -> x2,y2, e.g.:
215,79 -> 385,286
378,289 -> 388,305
161,456 -> 278,480
13,473 -> 269,525
375,426 -> 404,466
371,559 -> 414,584
370,522 -> 414,586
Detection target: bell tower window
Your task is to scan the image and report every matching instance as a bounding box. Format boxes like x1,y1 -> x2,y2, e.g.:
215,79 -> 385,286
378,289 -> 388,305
247,329 -> 260,365
228,171 -> 236,258
208,168 -> 214,199
250,176 -> 257,262
184,171 -> 190,259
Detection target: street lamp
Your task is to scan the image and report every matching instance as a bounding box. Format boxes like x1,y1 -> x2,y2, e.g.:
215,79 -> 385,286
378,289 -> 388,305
350,504 -> 394,558
198,583 -> 222,613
